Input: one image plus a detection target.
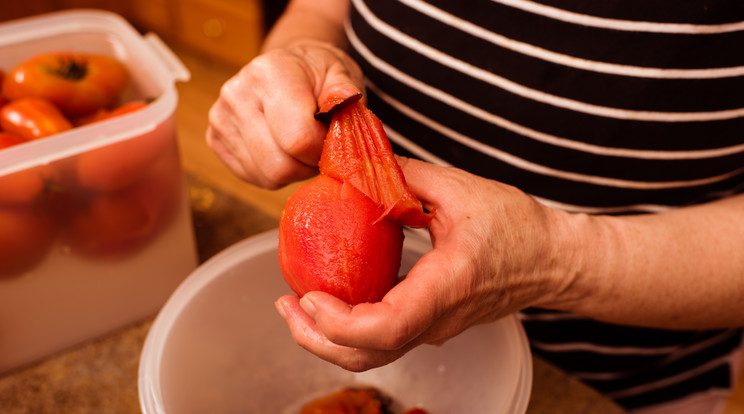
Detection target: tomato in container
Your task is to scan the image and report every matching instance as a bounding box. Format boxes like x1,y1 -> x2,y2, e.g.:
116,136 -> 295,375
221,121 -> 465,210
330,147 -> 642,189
0,9 -> 197,376
0,132 -> 58,206
72,99 -> 148,126
0,70 -> 7,108
61,142 -> 182,258
0,97 -> 73,140
72,102 -> 171,193
0,206 -> 56,278
2,51 -> 129,117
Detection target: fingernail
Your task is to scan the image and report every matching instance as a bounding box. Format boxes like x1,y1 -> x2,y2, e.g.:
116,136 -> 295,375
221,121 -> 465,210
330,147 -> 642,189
274,300 -> 288,319
299,295 -> 317,318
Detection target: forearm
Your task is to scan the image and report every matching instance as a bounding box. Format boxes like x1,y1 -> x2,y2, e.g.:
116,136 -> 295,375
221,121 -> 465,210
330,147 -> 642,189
262,0 -> 350,52
549,193 -> 744,330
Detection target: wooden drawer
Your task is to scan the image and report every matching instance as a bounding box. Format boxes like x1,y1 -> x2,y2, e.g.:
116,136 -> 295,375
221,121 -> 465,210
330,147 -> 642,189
177,0 -> 264,67
127,0 -> 174,38
0,0 -> 55,22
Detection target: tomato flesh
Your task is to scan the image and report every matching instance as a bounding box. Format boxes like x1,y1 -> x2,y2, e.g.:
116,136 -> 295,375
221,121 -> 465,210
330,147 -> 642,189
279,99 -> 432,305
279,175 -> 403,305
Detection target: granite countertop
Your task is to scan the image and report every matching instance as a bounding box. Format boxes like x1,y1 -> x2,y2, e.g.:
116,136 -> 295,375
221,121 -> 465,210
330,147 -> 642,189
0,174 -> 627,414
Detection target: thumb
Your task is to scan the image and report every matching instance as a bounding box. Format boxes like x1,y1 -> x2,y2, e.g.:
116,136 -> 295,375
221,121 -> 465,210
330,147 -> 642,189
395,156 -> 445,207
315,47 -> 365,115
316,83 -> 363,116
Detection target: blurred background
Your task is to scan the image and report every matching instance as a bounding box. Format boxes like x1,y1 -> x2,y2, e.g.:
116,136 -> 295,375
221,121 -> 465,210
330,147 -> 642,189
0,0 -> 289,69
0,0 -> 304,224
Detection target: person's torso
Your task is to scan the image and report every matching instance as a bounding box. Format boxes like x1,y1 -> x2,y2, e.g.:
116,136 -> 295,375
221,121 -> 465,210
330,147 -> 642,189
346,0 -> 744,410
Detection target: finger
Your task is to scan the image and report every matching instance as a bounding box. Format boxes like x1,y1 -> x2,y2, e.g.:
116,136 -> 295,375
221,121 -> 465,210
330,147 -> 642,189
208,100 -> 318,189
242,118 -> 320,189
205,125 -> 250,182
205,104 -> 253,183
275,295 -> 411,372
253,53 -> 329,168
395,156 -> 448,207
299,252 -> 450,351
210,71 -> 322,188
315,44 -> 365,111
316,83 -> 362,115
264,91 -> 328,169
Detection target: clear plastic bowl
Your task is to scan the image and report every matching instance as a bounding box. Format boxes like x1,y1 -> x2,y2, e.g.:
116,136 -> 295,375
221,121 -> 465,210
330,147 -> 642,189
139,229 -> 532,413
0,10 -> 197,373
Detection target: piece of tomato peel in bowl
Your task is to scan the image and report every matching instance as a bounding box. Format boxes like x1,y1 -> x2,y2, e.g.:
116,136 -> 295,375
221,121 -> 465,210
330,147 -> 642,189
278,98 -> 434,305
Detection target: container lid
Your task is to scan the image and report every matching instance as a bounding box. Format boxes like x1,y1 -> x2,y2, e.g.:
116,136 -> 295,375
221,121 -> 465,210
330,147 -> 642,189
0,9 -> 190,176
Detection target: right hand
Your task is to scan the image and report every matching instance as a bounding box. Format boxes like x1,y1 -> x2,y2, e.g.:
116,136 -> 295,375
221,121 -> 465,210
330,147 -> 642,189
206,41 -> 364,189
275,157 -> 578,372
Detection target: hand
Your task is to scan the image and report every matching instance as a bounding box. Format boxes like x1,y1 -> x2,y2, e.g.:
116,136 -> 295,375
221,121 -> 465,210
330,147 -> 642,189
275,157 -> 576,371
206,41 -> 364,189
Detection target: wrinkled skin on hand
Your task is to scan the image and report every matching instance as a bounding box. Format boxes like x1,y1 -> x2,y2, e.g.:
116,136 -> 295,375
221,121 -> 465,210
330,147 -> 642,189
206,42 -> 365,190
276,157 -> 568,372
205,34 -> 567,374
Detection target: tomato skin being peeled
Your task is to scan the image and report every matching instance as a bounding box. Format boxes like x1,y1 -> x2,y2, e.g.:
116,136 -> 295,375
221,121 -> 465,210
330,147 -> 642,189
278,99 -> 431,305
2,52 -> 129,117
279,175 -> 403,305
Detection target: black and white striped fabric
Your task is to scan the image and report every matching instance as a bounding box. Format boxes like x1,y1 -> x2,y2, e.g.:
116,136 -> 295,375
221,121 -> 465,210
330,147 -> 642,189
345,0 -> 744,410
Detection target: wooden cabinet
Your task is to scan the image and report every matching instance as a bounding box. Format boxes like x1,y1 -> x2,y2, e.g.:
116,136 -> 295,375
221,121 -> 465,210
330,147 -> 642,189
0,0 -> 266,68
0,0 -> 56,22
127,0 -> 175,39
175,0 -> 264,67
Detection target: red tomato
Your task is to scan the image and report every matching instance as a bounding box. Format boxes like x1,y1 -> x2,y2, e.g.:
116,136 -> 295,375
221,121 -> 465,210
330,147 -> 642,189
278,174 -> 403,305
74,116 -> 175,192
2,52 -> 130,117
0,132 -> 58,205
63,147 -> 182,258
73,100 -> 149,126
0,69 -> 6,109
63,189 -> 157,258
0,206 -> 56,278
0,131 -> 26,147
0,97 -> 72,140
300,388 -> 392,414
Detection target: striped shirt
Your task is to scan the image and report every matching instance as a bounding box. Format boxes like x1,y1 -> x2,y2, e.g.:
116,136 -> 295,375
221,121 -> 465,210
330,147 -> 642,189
345,0 -> 744,410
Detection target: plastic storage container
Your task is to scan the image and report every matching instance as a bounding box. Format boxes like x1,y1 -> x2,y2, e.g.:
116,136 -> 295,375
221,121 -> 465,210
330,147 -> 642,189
0,10 -> 198,373
139,229 -> 532,414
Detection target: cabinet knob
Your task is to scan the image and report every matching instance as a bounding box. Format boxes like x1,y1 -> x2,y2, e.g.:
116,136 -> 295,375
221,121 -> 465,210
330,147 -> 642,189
202,18 -> 224,38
